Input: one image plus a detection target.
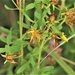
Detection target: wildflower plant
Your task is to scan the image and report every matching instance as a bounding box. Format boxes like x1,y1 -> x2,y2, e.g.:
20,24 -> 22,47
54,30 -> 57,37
0,0 -> 75,75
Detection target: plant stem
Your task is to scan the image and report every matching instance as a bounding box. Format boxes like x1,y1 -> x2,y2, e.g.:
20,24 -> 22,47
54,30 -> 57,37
12,0 -> 19,9
60,56 -> 75,65
71,27 -> 75,34
57,0 -> 66,20
19,1 -> 25,75
37,39 -> 45,69
19,0 -> 24,64
37,48 -> 42,69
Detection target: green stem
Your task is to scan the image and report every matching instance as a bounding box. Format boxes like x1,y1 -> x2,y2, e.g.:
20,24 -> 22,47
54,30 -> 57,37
19,1 -> 25,75
71,27 -> 75,34
37,39 -> 45,69
12,0 -> 19,9
57,0 -> 65,20
60,56 -> 75,65
19,0 -> 24,64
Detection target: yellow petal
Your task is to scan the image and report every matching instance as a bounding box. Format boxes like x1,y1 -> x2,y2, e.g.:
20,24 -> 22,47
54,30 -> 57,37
60,33 -> 68,42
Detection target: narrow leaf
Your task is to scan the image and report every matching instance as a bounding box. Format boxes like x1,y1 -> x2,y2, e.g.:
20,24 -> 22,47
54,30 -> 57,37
57,24 -> 62,30
7,31 -> 12,45
0,36 -> 6,43
0,26 -> 9,33
9,46 -> 20,53
4,5 -> 18,10
23,12 -> 35,23
22,23 -> 30,29
25,3 -> 35,11
34,11 -> 41,19
51,52 -> 75,75
46,7 -> 51,15
17,61 -> 30,74
13,39 -> 27,47
52,25 -> 60,34
0,48 -> 6,53
32,47 -> 40,56
41,66 -> 54,73
5,45 -> 10,53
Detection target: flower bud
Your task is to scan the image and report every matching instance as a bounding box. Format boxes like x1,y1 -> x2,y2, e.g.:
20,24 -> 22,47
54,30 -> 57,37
60,33 -> 68,42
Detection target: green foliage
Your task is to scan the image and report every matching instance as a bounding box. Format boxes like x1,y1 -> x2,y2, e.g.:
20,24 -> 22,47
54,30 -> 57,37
4,5 -> 18,10
0,36 -> 7,43
0,48 -> 5,53
34,11 -> 41,19
25,3 -> 35,11
0,0 -> 75,75
23,12 -> 35,23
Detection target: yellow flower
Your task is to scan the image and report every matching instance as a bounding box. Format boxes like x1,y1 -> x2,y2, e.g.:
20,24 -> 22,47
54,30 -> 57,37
1,52 -> 23,64
60,32 -> 68,42
27,28 -> 41,42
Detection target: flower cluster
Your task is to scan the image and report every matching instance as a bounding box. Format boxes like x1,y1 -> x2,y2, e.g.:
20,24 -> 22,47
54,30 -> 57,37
65,8 -> 75,28
27,28 -> 41,42
1,52 -> 23,64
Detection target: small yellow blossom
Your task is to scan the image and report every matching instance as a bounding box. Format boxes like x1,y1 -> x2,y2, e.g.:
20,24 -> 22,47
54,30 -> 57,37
60,32 -> 68,42
1,52 -> 23,64
27,28 -> 41,42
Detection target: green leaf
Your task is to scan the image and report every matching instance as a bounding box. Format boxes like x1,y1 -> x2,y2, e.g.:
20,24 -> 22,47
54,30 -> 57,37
50,52 -> 75,75
42,32 -> 48,38
43,72 -> 52,75
5,45 -> 10,53
13,39 -> 27,47
41,66 -> 54,73
32,23 -> 38,29
42,17 -> 46,25
23,12 -> 35,23
25,3 -> 35,11
42,8 -> 51,18
34,11 -> 41,19
46,7 -> 51,15
35,0 -> 41,3
42,10 -> 47,17
17,61 -> 30,74
0,36 -> 6,43
0,26 -> 9,33
9,46 -> 20,53
52,5 -> 55,11
22,23 -> 30,29
29,56 -> 36,68
7,31 -> 12,45
27,45 -> 33,51
70,49 -> 75,53
52,25 -> 60,34
4,45 -> 20,53
12,29 -> 19,36
42,0 -> 51,4
57,24 -> 62,30
4,5 -> 18,10
0,48 -> 6,53
32,47 -> 40,56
